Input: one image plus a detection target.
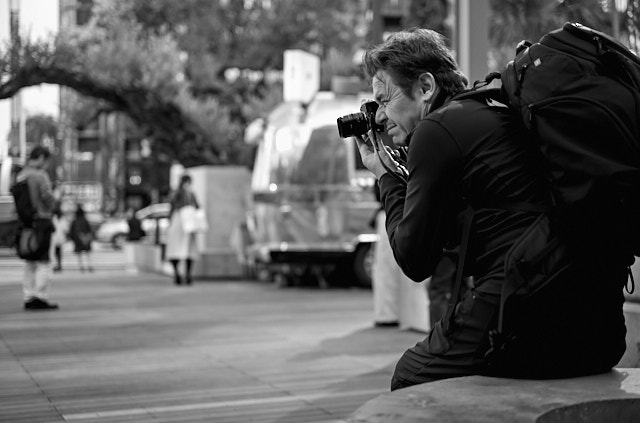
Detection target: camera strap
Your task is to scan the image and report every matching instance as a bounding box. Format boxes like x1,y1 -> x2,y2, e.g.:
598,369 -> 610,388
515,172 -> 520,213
372,132 -> 408,184
443,204 -> 474,326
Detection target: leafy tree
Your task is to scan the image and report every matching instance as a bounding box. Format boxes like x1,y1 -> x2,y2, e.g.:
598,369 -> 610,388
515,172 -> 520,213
488,0 -> 638,70
25,114 -> 57,146
1,0 -> 365,168
404,0 -> 449,39
0,2 -> 234,167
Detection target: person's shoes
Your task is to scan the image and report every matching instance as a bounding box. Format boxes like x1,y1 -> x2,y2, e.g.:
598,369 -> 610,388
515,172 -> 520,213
374,321 -> 399,328
53,266 -> 62,272
185,276 -> 192,285
174,276 -> 182,285
24,297 -> 59,311
88,267 -> 94,273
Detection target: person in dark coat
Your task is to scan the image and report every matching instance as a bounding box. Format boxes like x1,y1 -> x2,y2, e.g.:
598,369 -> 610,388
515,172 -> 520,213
355,27 -> 627,390
69,204 -> 94,272
126,208 -> 145,241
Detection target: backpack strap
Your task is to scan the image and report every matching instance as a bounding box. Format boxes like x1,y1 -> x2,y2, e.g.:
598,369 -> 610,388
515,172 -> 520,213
443,204 -> 474,327
443,199 -> 554,331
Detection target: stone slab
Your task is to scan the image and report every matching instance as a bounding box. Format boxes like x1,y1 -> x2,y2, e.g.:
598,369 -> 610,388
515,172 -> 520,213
349,368 -> 640,423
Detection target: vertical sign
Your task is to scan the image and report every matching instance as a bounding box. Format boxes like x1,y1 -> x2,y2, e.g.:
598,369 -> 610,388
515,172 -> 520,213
282,49 -> 320,104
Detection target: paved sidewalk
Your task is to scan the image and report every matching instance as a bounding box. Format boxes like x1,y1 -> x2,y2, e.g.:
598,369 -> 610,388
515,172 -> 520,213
0,270 -> 423,422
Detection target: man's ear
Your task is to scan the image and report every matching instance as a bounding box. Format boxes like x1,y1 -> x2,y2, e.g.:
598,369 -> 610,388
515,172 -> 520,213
418,72 -> 436,99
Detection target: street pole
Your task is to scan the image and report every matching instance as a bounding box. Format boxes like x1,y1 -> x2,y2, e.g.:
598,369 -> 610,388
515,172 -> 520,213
612,0 -> 621,40
9,0 -> 25,164
611,0 -> 629,41
453,0 -> 490,86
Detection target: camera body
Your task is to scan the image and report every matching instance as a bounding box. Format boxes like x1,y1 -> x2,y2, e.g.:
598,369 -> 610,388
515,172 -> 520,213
336,101 -> 385,138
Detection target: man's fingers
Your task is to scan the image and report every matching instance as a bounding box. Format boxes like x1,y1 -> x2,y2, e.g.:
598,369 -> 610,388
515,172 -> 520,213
354,135 -> 373,153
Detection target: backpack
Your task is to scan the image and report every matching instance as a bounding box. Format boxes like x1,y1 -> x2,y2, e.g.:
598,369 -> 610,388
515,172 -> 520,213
447,22 -> 640,353
10,178 -> 46,260
10,179 -> 37,226
484,22 -> 640,257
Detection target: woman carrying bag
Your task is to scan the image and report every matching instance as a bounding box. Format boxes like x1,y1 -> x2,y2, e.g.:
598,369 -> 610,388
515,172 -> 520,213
165,175 -> 207,285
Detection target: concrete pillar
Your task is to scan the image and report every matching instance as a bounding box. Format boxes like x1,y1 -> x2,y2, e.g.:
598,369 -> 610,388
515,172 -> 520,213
187,165 -> 252,278
453,0 -> 490,86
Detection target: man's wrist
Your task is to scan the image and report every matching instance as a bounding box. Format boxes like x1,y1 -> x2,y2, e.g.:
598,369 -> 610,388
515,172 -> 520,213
375,169 -> 389,181
375,169 -> 388,179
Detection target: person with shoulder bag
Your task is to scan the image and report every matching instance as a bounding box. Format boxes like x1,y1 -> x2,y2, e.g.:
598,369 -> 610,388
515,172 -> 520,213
12,146 -> 59,310
165,174 -> 205,285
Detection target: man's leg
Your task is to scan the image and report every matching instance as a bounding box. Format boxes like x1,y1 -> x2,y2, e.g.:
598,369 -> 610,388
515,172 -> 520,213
25,220 -> 57,309
33,260 -> 53,300
391,286 -> 499,390
23,260 -> 37,302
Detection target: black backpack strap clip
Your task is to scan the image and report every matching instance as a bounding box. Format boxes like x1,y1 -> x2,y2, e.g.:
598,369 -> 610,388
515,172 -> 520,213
472,72 -> 501,89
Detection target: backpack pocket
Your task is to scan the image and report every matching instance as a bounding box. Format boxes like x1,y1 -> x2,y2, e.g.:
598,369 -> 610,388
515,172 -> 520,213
15,220 -> 54,261
503,214 -> 572,303
16,226 -> 41,260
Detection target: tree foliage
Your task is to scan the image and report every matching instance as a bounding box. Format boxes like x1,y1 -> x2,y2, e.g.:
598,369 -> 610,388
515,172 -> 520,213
0,0 -> 366,168
488,0 -> 637,70
25,114 -> 58,146
404,0 -> 449,38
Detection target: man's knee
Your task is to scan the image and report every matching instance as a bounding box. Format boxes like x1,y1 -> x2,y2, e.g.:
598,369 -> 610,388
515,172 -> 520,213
390,373 -> 410,391
391,348 -> 435,391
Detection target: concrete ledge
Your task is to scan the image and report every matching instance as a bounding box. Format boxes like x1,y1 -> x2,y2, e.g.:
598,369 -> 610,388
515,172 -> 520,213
348,369 -> 640,423
127,243 -> 243,279
193,247 -> 243,279
126,242 -> 164,274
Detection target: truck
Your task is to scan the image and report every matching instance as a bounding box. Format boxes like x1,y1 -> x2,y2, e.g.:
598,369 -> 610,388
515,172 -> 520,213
244,81 -> 381,287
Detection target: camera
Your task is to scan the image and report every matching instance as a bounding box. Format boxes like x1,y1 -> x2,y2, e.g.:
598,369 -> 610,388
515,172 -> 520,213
336,101 -> 385,138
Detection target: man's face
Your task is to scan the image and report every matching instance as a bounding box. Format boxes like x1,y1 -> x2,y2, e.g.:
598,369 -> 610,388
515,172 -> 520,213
372,70 -> 423,146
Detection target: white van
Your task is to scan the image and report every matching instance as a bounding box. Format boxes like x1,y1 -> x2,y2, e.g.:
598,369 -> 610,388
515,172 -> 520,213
244,88 -> 380,287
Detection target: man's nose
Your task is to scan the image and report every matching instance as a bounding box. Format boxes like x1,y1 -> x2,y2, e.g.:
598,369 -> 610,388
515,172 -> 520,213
375,108 -> 386,125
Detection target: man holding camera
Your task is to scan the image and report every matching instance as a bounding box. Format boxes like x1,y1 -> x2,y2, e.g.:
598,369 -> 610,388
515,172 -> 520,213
354,28 -> 627,390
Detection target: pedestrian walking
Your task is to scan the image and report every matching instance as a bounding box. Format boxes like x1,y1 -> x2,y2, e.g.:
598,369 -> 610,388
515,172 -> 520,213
50,205 -> 69,272
69,204 -> 94,272
126,208 -> 145,241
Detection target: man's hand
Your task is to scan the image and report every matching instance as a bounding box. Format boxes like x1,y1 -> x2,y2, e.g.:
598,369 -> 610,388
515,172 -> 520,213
354,132 -> 401,179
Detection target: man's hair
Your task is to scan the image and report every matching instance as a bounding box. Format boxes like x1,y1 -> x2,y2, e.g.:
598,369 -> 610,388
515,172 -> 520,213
362,28 -> 468,98
179,174 -> 192,188
29,145 -> 51,160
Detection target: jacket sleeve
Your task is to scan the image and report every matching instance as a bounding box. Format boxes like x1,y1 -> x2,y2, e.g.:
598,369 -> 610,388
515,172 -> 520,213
378,120 -> 463,282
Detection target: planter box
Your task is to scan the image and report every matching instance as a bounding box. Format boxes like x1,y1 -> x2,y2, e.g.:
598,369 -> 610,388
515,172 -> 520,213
126,242 -> 164,274
166,165 -> 252,278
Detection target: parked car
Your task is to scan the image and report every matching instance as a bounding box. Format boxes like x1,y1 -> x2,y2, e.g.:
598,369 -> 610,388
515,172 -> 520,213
95,203 -> 171,249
